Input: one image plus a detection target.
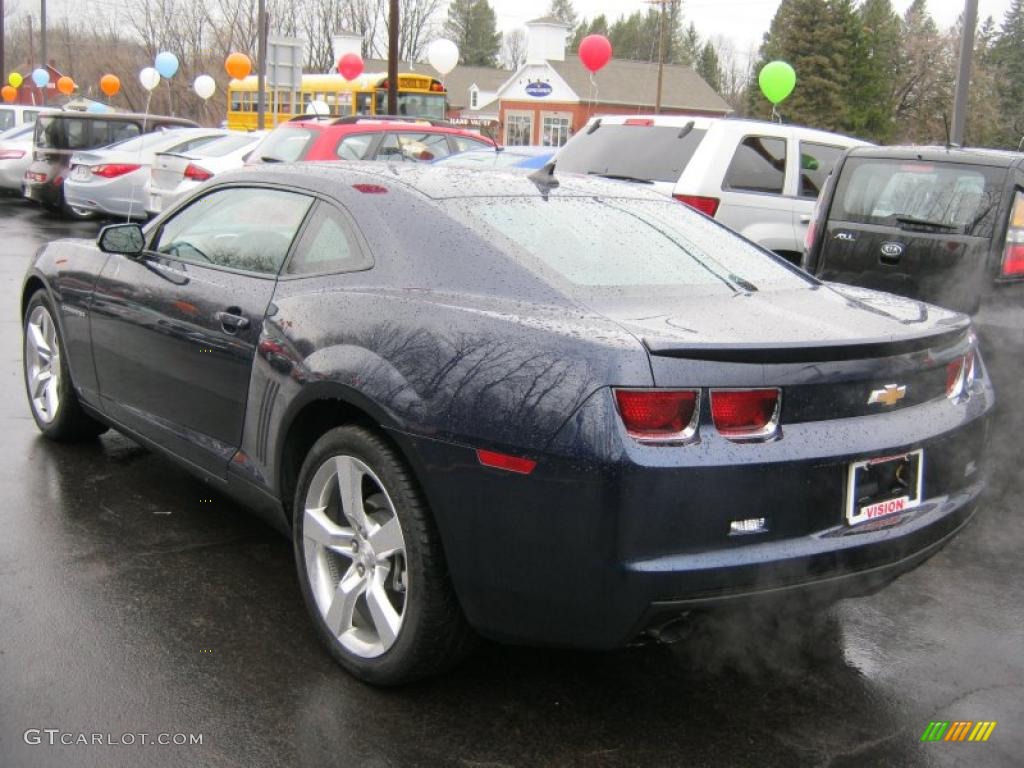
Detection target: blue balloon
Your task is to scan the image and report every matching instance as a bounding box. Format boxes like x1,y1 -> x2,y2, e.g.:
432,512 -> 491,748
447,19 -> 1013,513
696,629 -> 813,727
154,52 -> 179,79
31,68 -> 50,87
87,102 -> 109,113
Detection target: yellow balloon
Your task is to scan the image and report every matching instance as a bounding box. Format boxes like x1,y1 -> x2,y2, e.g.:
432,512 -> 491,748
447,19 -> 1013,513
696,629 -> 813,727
8,72 -> 23,88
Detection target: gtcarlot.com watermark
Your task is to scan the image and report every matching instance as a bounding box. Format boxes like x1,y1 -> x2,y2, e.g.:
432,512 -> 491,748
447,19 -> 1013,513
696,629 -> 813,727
24,729 -> 203,747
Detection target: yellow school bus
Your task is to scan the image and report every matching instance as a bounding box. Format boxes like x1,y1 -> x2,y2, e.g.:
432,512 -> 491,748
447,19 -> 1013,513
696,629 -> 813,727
226,72 -> 447,130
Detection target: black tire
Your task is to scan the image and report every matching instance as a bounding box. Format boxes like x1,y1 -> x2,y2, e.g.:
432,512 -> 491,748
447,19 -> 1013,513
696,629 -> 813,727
292,425 -> 475,685
22,290 -> 108,441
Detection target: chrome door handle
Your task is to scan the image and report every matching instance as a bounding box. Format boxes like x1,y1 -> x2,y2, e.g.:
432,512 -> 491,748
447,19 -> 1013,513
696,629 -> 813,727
215,310 -> 250,332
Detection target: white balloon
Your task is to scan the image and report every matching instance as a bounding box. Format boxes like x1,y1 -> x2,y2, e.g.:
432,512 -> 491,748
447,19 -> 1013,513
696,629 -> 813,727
427,39 -> 459,77
139,67 -> 161,92
193,75 -> 216,100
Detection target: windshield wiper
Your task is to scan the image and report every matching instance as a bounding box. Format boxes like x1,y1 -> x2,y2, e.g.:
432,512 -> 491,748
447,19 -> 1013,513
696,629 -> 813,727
587,172 -> 654,184
893,215 -> 962,232
728,273 -> 759,292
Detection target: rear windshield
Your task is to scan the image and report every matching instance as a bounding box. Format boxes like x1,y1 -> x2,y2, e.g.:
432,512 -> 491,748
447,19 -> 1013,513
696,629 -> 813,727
193,134 -> 258,158
250,127 -> 317,163
448,196 -> 808,295
34,115 -> 142,151
554,124 -> 707,183
831,157 -> 1006,236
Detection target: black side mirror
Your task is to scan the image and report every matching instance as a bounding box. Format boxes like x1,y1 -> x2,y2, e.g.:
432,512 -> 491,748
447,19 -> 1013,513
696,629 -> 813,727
98,223 -> 145,256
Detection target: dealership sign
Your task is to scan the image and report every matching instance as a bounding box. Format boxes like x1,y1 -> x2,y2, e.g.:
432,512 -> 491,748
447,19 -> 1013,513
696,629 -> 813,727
525,81 -> 552,98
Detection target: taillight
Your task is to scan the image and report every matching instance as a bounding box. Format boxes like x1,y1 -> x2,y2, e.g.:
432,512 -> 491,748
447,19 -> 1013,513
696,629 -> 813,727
674,194 -> 720,217
1001,190 -> 1024,276
946,350 -> 977,401
91,163 -> 141,178
623,118 -> 654,126
183,163 -> 212,181
0,149 -> 25,160
805,195 -> 823,253
710,389 -> 781,440
614,388 -> 699,443
25,171 -> 47,182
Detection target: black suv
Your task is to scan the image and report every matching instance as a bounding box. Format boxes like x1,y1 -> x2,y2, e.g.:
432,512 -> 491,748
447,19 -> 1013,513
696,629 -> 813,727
803,145 -> 1024,357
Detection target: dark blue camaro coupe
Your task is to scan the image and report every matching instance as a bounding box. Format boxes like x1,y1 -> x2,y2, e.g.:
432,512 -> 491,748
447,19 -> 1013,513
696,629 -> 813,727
22,163 -> 992,684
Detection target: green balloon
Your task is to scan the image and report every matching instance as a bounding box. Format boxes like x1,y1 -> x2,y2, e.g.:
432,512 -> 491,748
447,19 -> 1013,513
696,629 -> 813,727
759,61 -> 796,105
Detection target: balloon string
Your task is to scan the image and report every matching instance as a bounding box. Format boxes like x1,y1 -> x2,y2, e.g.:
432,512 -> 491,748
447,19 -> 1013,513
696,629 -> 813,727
126,89 -> 152,223
589,72 -> 598,119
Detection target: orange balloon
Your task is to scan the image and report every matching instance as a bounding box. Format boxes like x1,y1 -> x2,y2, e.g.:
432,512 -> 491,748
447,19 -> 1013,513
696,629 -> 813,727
99,74 -> 120,97
56,76 -> 75,96
1,85 -> 16,103
225,52 -> 252,81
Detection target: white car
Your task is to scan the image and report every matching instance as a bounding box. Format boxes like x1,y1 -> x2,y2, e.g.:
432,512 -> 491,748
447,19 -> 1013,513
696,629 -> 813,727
63,128 -> 226,219
554,115 -> 871,263
0,123 -> 35,193
0,104 -> 44,132
148,131 -> 266,215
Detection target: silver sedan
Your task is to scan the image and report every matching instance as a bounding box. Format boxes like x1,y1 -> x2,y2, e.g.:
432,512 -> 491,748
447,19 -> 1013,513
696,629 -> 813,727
62,128 -> 226,219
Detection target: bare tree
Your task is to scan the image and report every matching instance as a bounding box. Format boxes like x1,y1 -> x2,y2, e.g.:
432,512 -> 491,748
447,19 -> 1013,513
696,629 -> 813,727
501,27 -> 526,70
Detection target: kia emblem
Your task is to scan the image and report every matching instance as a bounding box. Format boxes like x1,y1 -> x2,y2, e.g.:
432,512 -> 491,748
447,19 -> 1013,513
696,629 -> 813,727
880,241 -> 905,258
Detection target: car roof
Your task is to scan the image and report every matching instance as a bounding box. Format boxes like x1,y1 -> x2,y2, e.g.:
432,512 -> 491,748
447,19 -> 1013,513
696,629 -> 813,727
218,161 -> 663,202
283,116 -> 492,141
582,114 -> 870,146
35,109 -> 197,126
845,144 -> 1024,168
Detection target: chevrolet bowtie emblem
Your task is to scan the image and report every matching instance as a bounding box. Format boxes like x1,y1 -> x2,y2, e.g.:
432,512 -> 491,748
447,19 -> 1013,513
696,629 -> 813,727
868,384 -> 907,407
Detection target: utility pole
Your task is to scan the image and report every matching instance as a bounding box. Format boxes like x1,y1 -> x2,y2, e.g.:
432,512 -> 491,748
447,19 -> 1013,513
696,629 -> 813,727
1,0 -> 6,83
950,0 -> 979,145
40,0 -> 46,69
257,0 -> 267,129
646,0 -> 667,114
387,0 -> 398,114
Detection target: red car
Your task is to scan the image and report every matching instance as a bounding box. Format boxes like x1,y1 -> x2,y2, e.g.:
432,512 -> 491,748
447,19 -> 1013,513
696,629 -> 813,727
247,116 -> 497,165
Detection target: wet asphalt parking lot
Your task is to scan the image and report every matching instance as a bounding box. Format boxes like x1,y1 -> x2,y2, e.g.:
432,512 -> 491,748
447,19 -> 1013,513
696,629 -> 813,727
0,195 -> 1022,768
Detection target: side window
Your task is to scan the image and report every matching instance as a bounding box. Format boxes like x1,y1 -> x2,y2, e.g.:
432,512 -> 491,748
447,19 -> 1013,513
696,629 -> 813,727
336,133 -> 374,160
286,203 -> 372,275
0,109 -> 13,131
373,132 -> 452,162
723,135 -> 787,194
155,187 -> 313,275
799,143 -> 844,199
23,111 -> 39,124
452,135 -> 492,153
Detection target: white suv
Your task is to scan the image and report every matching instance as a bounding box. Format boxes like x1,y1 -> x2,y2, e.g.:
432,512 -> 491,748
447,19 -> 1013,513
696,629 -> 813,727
553,115 -> 870,264
0,104 -> 44,132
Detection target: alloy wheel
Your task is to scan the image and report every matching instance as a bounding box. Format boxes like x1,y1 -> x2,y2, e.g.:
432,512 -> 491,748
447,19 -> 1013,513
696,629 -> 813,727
302,455 -> 408,659
24,305 -> 61,424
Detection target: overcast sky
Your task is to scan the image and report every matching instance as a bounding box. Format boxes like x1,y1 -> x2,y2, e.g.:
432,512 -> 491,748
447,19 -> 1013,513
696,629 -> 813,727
493,0 -> 1014,62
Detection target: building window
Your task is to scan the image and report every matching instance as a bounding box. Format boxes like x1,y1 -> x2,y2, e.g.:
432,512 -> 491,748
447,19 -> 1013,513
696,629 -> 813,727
541,113 -> 571,147
470,87 -> 479,109
505,112 -> 533,146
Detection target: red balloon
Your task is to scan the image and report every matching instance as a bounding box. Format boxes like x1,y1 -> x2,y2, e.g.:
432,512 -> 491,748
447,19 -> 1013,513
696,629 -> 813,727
578,34 -> 612,74
337,53 -> 364,81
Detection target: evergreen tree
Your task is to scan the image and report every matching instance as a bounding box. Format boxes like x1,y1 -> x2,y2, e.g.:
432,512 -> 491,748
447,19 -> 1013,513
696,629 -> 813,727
444,0 -> 502,66
548,0 -> 578,29
697,41 -> 723,92
753,0 -> 860,132
993,0 -> 1024,147
677,22 -> 702,67
893,0 -> 953,143
848,0 -> 901,142
569,15 -> 609,52
965,15 -> 1003,148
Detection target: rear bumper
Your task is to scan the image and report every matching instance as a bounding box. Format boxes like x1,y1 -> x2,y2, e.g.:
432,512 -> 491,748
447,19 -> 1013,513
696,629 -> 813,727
398,381 -> 992,649
23,177 -> 61,207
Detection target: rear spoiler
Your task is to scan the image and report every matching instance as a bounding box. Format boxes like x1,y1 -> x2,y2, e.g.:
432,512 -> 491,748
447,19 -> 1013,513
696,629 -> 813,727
643,325 -> 970,364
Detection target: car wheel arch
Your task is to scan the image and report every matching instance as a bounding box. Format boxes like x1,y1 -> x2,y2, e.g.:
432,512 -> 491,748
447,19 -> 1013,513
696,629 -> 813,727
21,274 -> 49,320
272,382 -> 426,526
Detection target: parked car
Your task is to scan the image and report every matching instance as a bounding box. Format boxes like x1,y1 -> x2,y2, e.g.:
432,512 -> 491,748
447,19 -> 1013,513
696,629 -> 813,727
0,123 -> 36,194
23,110 -> 198,216
803,145 -> 1024,356
147,131 -> 266,215
554,115 -> 870,263
0,103 -> 44,132
63,128 -> 226,219
432,146 -> 554,170
21,163 -> 991,685
246,115 -> 496,165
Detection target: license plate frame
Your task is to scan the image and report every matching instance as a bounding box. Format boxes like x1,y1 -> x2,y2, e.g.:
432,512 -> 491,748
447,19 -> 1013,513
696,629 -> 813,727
845,449 -> 923,527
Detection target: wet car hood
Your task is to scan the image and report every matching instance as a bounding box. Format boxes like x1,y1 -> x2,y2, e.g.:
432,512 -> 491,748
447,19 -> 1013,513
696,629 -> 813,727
581,282 -> 970,358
